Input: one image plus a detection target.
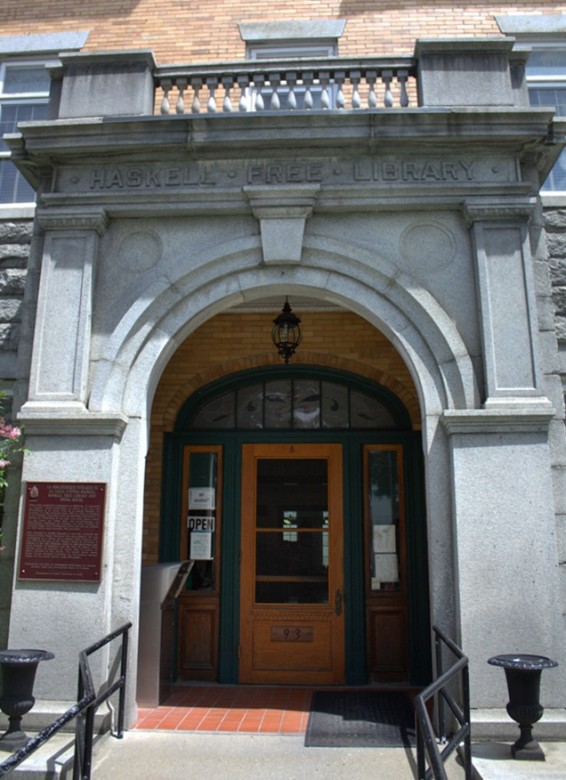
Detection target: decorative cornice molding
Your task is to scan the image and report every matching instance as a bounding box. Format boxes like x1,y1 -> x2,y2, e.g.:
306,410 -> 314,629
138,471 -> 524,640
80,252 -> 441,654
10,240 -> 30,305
441,407 -> 555,435
37,206 -> 109,235
462,197 -> 536,227
18,408 -> 128,440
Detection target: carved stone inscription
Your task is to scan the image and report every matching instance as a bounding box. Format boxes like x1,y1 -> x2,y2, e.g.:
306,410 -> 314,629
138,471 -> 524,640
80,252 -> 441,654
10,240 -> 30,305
57,155 -> 514,193
19,482 -> 105,582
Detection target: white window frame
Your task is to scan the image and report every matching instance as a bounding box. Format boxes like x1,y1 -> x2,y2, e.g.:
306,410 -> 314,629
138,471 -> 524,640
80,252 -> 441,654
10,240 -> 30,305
0,58 -> 53,211
525,43 -> 566,202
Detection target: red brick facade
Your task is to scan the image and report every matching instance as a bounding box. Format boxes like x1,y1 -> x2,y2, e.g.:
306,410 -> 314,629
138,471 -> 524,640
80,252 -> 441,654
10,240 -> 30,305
1,2 -> 564,62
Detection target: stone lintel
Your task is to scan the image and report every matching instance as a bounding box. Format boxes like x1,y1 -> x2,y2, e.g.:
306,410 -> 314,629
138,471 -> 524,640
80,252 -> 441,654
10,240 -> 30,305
37,206 -> 109,235
244,185 -> 319,263
442,406 -> 555,435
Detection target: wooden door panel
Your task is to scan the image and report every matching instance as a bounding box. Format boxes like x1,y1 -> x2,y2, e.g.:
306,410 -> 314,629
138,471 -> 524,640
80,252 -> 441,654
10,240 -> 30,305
240,443 -> 344,685
251,616 -> 333,671
178,597 -> 219,680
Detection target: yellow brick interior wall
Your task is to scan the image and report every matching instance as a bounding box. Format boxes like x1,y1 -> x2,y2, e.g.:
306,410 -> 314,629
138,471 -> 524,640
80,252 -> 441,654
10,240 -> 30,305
1,2 -> 563,63
143,309 -> 420,563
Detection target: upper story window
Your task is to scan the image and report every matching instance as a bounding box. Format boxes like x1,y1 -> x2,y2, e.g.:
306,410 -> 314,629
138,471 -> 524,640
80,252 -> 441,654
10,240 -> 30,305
0,60 -> 50,204
240,20 -> 345,112
496,15 -> 566,195
247,41 -> 337,111
526,47 -> 566,192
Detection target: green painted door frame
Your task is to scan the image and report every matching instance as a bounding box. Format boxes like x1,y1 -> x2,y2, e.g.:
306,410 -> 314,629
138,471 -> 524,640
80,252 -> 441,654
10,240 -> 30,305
159,367 -> 431,685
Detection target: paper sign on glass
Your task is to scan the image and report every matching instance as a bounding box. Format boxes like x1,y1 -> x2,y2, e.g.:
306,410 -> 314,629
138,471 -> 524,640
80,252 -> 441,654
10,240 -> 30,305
374,552 -> 399,582
190,531 -> 213,560
373,525 -> 396,553
188,487 -> 215,510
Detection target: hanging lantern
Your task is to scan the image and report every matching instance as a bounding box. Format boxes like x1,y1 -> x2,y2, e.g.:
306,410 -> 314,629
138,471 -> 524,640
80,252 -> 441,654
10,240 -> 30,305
272,298 -> 302,363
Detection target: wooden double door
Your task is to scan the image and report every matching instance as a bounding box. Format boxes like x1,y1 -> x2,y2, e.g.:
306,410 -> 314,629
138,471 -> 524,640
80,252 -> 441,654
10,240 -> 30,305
177,438 -> 417,686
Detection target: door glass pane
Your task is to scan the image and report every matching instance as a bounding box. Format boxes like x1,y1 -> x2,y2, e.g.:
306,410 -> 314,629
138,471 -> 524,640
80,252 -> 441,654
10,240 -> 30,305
191,391 -> 235,428
322,381 -> 349,428
237,383 -> 263,428
367,449 -> 400,591
351,390 -> 395,428
255,458 -> 329,603
264,380 -> 292,428
293,380 -> 321,428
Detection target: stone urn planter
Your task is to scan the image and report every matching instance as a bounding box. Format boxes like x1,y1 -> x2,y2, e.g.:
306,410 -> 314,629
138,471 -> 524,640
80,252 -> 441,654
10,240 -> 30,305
0,649 -> 54,751
488,653 -> 558,760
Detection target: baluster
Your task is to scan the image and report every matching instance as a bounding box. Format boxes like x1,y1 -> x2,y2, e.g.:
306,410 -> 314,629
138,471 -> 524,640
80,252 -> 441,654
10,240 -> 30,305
268,73 -> 281,110
222,76 -> 234,113
238,75 -> 250,112
366,70 -> 377,108
319,71 -> 330,109
303,71 -> 314,110
254,74 -> 266,110
382,69 -> 393,108
286,72 -> 297,110
175,78 -> 187,114
397,69 -> 409,108
335,71 -> 345,109
190,77 -> 202,113
206,77 -> 218,113
160,78 -> 172,115
349,70 -> 361,109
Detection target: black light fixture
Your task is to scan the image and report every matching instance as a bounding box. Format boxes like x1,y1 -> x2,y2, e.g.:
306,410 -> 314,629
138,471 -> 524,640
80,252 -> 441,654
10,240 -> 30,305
272,297 -> 302,363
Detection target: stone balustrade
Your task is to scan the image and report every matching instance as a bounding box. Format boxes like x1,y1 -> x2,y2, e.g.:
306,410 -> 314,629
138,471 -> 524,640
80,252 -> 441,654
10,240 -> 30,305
49,41 -> 528,120
155,57 -> 416,115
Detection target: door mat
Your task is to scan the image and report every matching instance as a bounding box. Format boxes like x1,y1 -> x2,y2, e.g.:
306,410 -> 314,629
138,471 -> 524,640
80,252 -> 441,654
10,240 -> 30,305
305,690 -> 416,748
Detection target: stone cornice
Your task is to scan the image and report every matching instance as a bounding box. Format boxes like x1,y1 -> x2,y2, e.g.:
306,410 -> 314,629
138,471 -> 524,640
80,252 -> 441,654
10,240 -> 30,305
37,206 -> 109,234
18,408 -> 128,440
462,197 -> 537,226
441,407 -> 555,435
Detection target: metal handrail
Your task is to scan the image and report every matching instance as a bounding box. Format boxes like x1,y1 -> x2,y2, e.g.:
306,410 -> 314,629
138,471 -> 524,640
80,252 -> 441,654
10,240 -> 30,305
0,622 -> 132,780
415,625 -> 472,780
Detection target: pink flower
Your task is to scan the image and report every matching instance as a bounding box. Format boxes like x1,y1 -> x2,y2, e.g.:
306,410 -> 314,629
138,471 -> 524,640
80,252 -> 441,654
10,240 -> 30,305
0,459 -> 10,469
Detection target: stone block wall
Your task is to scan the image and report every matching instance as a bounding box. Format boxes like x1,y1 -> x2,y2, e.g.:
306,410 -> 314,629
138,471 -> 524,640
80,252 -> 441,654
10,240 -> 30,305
0,221 -> 31,381
545,209 -> 566,345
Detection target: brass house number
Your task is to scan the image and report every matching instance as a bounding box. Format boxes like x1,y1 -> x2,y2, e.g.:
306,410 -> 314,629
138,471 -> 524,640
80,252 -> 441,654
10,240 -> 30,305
271,626 -> 313,642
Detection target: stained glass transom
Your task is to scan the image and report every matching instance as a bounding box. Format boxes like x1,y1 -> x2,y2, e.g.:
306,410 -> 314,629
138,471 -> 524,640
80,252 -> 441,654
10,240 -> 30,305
191,378 -> 396,430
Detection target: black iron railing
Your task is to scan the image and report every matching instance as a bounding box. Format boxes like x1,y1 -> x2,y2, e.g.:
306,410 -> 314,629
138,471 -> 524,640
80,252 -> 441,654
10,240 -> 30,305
0,622 -> 132,780
415,625 -> 472,780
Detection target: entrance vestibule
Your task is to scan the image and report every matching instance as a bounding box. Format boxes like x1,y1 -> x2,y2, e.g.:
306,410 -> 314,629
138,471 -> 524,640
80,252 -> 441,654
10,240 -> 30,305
159,367 -> 430,689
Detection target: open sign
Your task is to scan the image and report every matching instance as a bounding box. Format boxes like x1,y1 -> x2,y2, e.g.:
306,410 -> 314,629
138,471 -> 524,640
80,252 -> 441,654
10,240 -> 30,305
187,515 -> 215,532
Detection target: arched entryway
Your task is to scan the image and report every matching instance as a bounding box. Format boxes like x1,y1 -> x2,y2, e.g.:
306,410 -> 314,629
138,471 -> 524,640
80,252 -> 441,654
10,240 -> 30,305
160,366 -> 430,688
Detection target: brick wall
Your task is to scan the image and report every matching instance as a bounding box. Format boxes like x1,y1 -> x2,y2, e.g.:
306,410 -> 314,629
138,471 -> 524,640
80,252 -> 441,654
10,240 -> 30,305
142,309 -> 419,562
0,2 -> 564,63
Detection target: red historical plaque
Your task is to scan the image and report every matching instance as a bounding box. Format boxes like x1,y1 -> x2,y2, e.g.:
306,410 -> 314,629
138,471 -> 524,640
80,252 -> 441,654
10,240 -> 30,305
18,482 -> 106,582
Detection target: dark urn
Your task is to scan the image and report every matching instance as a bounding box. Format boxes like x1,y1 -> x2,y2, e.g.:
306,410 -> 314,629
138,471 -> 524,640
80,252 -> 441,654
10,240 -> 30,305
0,649 -> 54,751
488,653 -> 558,760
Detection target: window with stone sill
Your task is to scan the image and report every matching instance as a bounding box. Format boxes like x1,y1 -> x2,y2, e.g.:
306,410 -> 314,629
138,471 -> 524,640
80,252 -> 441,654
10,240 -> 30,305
0,60 -> 50,204
527,47 -> 566,192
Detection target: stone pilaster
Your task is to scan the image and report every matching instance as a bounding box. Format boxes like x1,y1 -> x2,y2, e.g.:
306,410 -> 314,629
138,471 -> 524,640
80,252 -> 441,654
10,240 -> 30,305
21,206 -> 108,414
464,199 -> 554,411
